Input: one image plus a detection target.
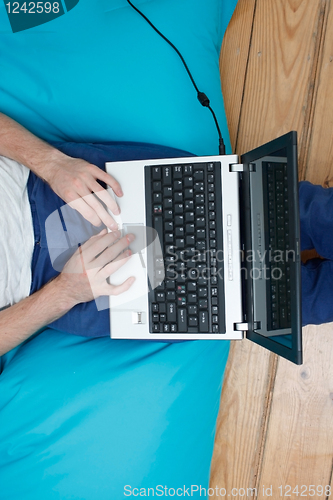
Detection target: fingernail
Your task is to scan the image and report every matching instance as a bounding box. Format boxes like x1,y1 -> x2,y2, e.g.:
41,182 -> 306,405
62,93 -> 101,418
110,222 -> 118,230
126,233 -> 135,243
127,249 -> 132,257
117,188 -> 123,196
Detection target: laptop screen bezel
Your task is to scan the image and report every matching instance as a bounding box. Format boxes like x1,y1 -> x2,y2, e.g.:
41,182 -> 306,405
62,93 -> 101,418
240,131 -> 302,365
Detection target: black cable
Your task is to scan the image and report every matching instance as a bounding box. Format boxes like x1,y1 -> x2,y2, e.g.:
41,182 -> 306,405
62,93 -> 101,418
126,0 -> 226,155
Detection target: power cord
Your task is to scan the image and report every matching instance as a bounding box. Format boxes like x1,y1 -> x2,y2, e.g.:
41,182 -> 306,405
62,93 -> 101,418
126,0 -> 226,155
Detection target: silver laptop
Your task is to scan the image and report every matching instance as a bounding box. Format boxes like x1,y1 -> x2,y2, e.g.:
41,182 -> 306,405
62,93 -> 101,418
106,132 -> 302,364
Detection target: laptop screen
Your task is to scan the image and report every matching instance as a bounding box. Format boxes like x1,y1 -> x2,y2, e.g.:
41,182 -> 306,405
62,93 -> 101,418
241,132 -> 302,365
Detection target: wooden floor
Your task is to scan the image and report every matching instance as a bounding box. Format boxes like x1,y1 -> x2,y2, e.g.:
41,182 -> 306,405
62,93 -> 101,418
210,1 -> 333,498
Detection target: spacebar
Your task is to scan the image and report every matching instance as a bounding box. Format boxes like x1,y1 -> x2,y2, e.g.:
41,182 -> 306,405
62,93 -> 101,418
178,309 -> 187,332
153,215 -> 164,251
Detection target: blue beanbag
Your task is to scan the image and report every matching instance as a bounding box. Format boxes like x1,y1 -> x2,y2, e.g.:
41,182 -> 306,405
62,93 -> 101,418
0,0 -> 238,498
0,0 -> 236,156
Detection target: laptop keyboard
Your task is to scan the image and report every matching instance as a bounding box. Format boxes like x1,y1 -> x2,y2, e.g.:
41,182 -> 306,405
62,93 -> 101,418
145,161 -> 225,334
263,162 -> 292,330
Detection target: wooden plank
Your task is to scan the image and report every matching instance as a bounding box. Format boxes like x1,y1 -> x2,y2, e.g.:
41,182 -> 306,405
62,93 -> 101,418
219,0 -> 256,152
257,1 -> 333,495
236,0 -> 327,162
303,0 -> 333,185
210,342 -> 277,497
212,1 -> 333,498
257,325 -> 333,500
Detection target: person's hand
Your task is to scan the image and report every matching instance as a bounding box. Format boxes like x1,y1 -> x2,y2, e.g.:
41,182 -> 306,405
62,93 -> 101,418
58,229 -> 135,305
45,155 -> 123,230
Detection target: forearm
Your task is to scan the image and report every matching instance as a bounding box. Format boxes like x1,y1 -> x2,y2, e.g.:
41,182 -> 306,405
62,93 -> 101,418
0,112 -> 66,181
0,276 -> 77,356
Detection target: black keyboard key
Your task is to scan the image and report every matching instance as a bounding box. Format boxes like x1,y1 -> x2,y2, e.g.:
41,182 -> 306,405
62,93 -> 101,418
188,293 -> 197,303
175,227 -> 184,237
159,303 -> 166,314
193,170 -> 204,181
185,211 -> 195,222
199,299 -> 208,309
153,167 -> 161,180
188,305 -> 197,315
178,309 -> 187,332
184,177 -> 193,188
156,292 -> 165,302
185,188 -> 194,199
153,216 -> 164,251
189,316 -> 198,327
199,311 -> 209,332
167,303 -> 177,323
173,166 -> 182,179
164,198 -> 173,209
153,193 -> 162,203
163,166 -> 172,185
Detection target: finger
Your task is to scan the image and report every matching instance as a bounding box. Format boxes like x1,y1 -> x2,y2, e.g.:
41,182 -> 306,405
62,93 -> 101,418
80,230 -> 121,262
93,234 -> 134,269
67,197 -> 104,227
99,248 -> 132,278
90,167 -> 123,197
76,190 -> 119,230
89,180 -> 120,215
104,276 -> 136,296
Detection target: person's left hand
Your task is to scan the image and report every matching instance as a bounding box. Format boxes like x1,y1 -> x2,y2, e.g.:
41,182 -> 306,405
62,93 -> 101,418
45,155 -> 123,230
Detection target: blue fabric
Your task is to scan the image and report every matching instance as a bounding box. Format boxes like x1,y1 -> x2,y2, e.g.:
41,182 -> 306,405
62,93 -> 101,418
300,181 -> 333,326
0,1 -> 238,498
0,139 -> 231,500
0,0 -> 237,156
28,141 -> 195,338
0,331 -> 230,500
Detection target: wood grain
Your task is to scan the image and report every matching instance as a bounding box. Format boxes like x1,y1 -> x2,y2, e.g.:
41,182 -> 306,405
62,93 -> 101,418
212,0 -> 333,498
236,0 -> 327,160
303,0 -> 333,185
210,341 -> 277,496
257,325 -> 333,500
219,0 -> 256,151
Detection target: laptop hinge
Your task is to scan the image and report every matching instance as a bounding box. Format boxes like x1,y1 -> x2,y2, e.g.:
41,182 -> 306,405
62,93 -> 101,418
229,163 -> 256,173
234,321 -> 260,332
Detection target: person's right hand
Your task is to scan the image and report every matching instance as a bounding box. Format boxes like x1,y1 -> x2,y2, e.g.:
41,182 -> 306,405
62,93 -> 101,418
58,229 -> 135,305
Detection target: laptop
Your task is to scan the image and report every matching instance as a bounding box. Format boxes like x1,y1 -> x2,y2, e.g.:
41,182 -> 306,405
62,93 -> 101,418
105,131 -> 302,365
